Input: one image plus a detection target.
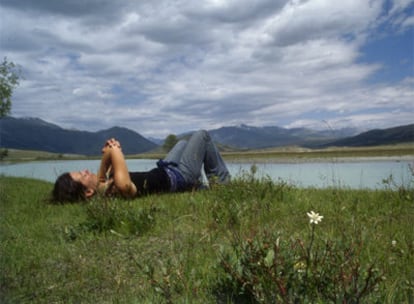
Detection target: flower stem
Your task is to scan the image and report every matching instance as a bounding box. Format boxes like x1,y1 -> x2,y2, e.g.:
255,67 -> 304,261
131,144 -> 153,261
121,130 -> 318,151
305,224 -> 315,280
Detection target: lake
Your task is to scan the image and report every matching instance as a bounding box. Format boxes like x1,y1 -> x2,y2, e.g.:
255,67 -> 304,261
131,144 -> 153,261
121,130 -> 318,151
1,158 -> 413,189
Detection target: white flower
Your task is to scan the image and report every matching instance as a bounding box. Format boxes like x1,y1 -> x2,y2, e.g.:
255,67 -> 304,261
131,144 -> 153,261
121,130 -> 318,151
391,240 -> 397,247
307,211 -> 323,224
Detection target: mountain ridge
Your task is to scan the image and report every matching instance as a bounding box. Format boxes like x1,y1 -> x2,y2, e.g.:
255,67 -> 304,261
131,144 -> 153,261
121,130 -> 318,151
317,124 -> 414,148
1,116 -> 413,154
206,125 -> 359,149
0,117 -> 157,155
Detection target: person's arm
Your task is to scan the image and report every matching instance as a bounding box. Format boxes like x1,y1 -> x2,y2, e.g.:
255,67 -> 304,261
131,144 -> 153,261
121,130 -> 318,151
98,139 -> 137,198
97,145 -> 112,184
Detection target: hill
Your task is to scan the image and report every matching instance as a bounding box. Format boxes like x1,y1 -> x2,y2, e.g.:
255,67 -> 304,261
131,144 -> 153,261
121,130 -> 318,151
207,124 -> 358,149
318,124 -> 414,147
1,117 -> 412,153
0,117 -> 157,155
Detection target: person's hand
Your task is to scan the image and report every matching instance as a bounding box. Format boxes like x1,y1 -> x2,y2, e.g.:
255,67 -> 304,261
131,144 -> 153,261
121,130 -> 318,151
102,138 -> 122,153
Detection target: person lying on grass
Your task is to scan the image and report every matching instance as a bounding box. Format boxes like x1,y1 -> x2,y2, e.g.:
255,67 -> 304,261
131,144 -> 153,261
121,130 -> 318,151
52,130 -> 231,203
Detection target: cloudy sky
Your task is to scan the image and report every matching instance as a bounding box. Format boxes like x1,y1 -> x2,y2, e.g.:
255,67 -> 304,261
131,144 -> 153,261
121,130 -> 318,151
1,0 -> 413,138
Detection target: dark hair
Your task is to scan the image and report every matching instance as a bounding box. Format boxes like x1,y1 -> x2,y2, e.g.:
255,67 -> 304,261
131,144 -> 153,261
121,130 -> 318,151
51,172 -> 87,203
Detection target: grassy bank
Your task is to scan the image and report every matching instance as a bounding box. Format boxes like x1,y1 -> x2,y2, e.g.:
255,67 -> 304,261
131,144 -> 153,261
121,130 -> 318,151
0,149 -> 90,163
2,143 -> 413,162
221,143 -> 414,162
1,173 -> 413,303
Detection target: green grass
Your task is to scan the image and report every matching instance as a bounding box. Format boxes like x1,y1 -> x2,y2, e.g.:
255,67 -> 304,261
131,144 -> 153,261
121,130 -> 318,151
1,172 -> 413,303
0,149 -> 89,162
2,143 -> 413,162
221,143 -> 414,161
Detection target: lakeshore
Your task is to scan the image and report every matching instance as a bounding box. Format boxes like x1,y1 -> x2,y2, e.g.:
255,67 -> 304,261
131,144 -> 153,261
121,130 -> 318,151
1,143 -> 413,163
226,155 -> 414,164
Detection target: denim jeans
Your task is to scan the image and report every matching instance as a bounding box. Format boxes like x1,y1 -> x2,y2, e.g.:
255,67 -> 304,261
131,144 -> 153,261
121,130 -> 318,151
163,130 -> 231,186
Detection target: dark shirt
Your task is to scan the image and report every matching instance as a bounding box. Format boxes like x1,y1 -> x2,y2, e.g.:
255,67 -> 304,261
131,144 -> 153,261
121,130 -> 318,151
129,168 -> 170,197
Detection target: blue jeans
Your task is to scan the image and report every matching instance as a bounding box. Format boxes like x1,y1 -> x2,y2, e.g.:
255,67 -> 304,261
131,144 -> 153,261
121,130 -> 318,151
163,130 -> 231,186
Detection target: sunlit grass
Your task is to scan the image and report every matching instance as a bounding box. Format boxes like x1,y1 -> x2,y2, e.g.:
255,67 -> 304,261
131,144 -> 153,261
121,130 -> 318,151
2,142 -> 413,162
222,143 -> 414,162
1,171 -> 413,303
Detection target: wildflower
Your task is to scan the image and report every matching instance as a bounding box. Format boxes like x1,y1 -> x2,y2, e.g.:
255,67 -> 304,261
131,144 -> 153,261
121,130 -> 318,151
391,240 -> 397,247
307,211 -> 323,224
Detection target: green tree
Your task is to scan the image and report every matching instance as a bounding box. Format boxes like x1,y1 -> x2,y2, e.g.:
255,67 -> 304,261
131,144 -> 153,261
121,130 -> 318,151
163,134 -> 178,152
0,148 -> 8,160
0,57 -> 21,117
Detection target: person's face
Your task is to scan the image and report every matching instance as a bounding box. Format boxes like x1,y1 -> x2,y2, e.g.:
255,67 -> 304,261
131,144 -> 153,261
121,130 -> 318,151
70,169 -> 98,197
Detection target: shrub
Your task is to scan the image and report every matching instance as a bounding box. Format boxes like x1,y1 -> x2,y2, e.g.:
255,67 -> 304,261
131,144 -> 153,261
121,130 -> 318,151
215,211 -> 385,303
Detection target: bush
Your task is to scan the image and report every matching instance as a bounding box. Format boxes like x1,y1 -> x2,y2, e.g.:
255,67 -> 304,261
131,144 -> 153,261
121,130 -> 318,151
216,216 -> 385,303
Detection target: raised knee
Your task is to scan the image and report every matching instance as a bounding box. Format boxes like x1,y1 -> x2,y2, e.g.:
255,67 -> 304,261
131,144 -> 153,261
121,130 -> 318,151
194,129 -> 210,140
196,129 -> 208,136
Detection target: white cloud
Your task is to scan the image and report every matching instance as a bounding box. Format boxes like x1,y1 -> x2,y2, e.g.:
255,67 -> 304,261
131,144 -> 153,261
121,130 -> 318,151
390,0 -> 414,15
265,0 -> 382,46
1,0 -> 413,138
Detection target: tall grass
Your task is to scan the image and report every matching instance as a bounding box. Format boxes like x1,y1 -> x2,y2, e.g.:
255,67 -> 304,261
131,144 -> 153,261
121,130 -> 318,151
1,171 -> 413,303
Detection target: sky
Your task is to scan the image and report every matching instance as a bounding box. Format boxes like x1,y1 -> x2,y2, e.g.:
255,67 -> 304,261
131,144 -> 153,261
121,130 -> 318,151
1,0 -> 413,138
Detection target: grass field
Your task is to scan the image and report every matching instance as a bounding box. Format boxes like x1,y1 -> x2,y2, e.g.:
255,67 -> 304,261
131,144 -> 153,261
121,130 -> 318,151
2,143 -> 413,162
1,168 -> 413,303
0,149 -> 89,162
220,143 -> 414,162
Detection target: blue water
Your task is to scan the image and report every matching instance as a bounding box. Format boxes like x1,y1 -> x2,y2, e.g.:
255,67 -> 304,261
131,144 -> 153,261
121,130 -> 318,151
1,159 -> 413,189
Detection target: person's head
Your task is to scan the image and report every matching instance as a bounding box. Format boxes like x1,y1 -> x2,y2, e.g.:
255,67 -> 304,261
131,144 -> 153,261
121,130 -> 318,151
52,170 -> 98,203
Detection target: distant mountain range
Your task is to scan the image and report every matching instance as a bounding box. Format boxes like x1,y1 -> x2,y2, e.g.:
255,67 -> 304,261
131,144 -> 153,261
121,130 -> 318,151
316,124 -> 414,148
0,117 -> 157,155
0,117 -> 413,155
206,123 -> 413,149
207,124 -> 359,149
